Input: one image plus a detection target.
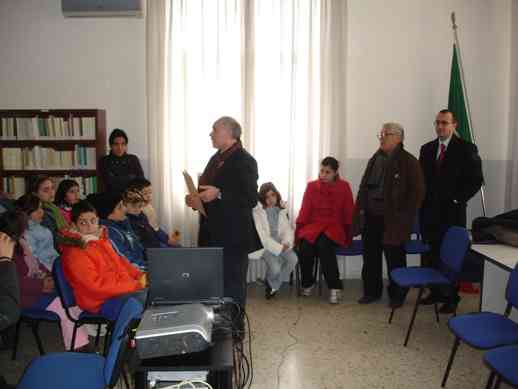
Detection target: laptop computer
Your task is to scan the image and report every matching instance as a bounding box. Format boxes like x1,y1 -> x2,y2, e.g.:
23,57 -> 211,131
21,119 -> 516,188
146,247 -> 224,306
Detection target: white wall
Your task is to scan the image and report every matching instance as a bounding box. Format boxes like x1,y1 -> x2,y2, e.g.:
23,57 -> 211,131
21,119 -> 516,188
346,0 -> 512,221
0,0 -> 513,218
0,0 -> 148,172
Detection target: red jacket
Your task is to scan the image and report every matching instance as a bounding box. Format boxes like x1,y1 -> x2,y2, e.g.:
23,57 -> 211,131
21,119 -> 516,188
295,178 -> 354,247
60,227 -> 143,313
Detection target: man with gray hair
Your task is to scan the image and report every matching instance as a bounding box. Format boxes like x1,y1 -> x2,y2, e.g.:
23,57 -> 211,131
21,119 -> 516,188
187,116 -> 258,311
353,122 -> 425,308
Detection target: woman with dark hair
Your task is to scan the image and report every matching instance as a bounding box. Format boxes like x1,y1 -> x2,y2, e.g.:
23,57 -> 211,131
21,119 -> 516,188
295,156 -> 354,304
30,176 -> 68,238
54,179 -> 81,224
98,128 -> 144,194
252,182 -> 297,299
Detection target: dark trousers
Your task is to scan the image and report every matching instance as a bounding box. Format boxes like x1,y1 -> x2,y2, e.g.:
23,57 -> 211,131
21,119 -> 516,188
223,247 -> 249,307
299,234 -> 342,290
421,239 -> 459,303
362,214 -> 408,302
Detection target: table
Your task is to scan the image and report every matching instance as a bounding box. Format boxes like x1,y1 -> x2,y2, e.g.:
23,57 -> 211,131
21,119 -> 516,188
471,243 -> 518,322
134,336 -> 234,389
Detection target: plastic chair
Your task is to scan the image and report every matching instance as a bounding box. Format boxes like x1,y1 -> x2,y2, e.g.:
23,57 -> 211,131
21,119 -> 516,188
404,218 -> 430,255
388,226 -> 470,347
11,308 -> 61,360
484,345 -> 518,389
17,297 -> 142,389
52,258 -> 118,353
441,263 -> 518,387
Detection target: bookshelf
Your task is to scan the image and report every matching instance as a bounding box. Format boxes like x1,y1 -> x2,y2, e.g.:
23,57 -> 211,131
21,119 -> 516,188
0,109 -> 106,198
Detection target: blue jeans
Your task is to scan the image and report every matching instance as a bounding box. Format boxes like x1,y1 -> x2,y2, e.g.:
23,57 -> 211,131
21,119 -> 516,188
262,249 -> 298,291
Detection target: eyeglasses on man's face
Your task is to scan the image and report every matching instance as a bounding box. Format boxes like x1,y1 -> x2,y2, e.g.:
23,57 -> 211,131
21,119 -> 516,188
77,216 -> 99,227
376,131 -> 397,140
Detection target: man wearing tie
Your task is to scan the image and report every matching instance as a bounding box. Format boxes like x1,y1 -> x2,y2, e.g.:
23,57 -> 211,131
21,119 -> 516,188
419,109 -> 483,313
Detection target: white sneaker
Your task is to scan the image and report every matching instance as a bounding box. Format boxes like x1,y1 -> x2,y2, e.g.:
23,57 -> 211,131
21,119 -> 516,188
302,285 -> 314,297
329,289 -> 341,304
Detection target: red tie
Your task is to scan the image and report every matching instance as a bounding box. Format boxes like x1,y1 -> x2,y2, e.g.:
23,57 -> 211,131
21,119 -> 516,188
437,143 -> 446,167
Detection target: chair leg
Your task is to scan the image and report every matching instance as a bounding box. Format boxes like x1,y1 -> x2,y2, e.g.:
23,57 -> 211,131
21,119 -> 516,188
404,287 -> 424,347
296,263 -> 301,297
388,308 -> 395,324
11,319 -> 22,360
70,323 -> 79,351
434,303 -> 440,323
31,322 -> 45,355
486,372 -> 496,389
94,323 -> 102,348
441,337 -> 460,387
494,376 -> 501,389
318,263 -> 323,296
103,324 -> 112,356
122,365 -> 130,389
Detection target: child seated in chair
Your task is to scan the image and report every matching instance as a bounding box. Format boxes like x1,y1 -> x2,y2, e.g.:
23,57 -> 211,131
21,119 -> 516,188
15,193 -> 89,351
88,192 -> 146,268
54,179 -> 81,224
60,200 -> 147,314
123,184 -> 180,249
252,183 -> 297,299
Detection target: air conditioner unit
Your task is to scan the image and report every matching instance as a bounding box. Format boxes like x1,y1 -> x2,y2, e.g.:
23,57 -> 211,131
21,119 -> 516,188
62,0 -> 145,18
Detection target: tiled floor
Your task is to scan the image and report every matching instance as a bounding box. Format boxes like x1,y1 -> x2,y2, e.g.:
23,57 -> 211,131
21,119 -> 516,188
0,280 -> 505,388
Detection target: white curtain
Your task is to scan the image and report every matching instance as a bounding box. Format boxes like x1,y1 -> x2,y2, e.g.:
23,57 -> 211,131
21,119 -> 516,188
147,0 -> 348,245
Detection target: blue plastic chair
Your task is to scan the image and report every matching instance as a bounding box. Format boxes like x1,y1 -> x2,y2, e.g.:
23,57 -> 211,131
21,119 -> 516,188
388,226 -> 470,347
17,297 -> 142,389
11,308 -> 61,360
441,264 -> 518,387
404,217 -> 430,255
52,258 -> 120,352
483,345 -> 518,389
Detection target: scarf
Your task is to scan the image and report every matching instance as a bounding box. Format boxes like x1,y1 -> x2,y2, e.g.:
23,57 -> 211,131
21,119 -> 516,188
43,201 -> 68,230
199,141 -> 242,186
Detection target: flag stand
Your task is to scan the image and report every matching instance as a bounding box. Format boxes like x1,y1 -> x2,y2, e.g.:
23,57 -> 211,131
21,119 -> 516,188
451,12 -> 487,217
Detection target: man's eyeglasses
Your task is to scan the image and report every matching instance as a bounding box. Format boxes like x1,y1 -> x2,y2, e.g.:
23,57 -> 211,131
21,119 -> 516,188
376,131 -> 397,140
434,120 -> 453,126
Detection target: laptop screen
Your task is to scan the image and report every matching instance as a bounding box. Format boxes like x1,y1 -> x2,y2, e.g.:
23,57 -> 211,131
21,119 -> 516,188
146,247 -> 224,305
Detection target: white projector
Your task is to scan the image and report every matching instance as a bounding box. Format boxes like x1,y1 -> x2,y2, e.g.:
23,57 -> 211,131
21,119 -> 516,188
136,304 -> 214,359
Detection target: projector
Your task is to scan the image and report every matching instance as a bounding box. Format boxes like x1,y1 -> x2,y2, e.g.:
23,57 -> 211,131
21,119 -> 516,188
136,304 -> 214,359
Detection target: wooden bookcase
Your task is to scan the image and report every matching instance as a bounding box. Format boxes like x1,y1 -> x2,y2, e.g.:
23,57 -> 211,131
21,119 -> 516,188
0,109 -> 106,197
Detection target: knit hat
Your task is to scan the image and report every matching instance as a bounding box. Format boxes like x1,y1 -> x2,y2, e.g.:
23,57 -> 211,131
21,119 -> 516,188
87,192 -> 123,219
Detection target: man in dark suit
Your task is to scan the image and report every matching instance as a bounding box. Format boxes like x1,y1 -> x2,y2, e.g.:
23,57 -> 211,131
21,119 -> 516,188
187,116 -> 258,309
419,109 -> 483,313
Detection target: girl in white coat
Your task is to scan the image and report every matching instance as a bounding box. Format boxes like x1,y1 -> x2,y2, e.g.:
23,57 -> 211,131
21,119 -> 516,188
253,183 -> 298,299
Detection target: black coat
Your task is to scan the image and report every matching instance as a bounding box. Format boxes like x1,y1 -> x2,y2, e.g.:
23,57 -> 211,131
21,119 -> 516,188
200,148 -> 259,251
419,135 -> 483,240
98,153 -> 144,194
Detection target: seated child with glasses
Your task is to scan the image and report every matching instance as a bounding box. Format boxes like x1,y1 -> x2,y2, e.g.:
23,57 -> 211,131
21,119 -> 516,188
14,194 -> 89,351
124,183 -> 180,249
88,192 -> 146,268
60,200 -> 147,314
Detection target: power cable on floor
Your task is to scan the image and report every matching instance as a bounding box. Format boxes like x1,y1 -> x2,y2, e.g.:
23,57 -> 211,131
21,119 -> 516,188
276,304 -> 303,389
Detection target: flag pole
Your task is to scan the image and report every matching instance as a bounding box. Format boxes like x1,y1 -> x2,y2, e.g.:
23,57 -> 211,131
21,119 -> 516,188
451,12 -> 487,216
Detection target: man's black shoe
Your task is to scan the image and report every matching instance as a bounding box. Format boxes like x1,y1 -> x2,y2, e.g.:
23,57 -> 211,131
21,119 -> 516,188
419,293 -> 447,305
358,295 -> 381,304
439,296 -> 461,314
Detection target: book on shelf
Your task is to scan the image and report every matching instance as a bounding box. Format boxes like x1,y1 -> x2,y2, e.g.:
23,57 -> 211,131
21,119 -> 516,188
2,176 -> 97,200
0,115 -> 96,140
2,146 -> 96,170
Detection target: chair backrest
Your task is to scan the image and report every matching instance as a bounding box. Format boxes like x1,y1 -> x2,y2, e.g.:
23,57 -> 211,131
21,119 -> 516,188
52,257 -> 76,309
104,297 -> 143,387
506,264 -> 518,309
439,226 -> 470,278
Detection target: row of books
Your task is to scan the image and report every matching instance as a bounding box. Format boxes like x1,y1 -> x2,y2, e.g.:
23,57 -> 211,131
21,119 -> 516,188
2,146 -> 96,170
2,176 -> 98,201
0,116 -> 96,140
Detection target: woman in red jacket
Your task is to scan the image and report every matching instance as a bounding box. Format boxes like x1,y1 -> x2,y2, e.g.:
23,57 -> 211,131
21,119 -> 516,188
295,157 -> 354,304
